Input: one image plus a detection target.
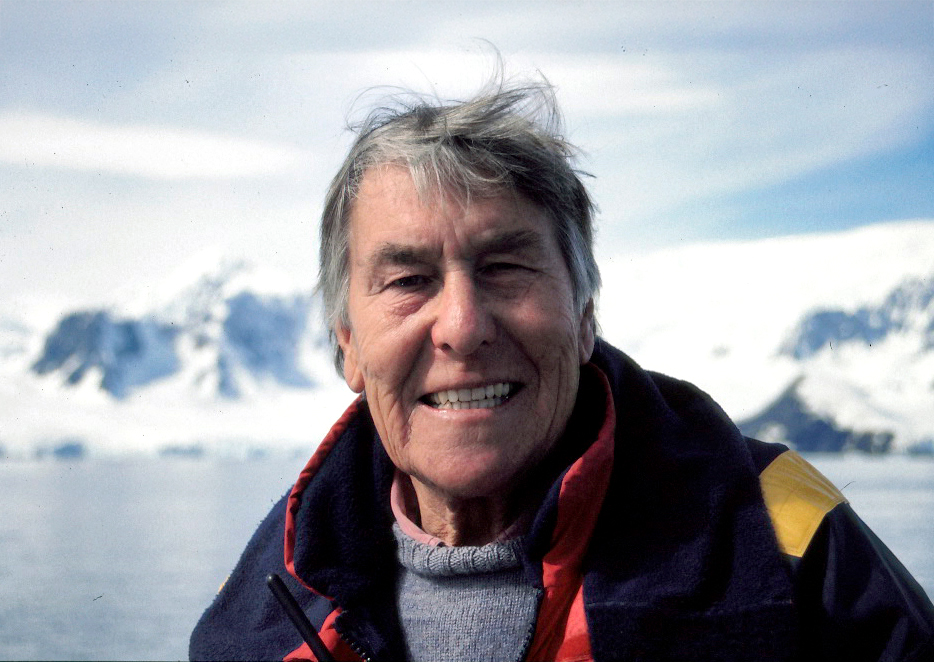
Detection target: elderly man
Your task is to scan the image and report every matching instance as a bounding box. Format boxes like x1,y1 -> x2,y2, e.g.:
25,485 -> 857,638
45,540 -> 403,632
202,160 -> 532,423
190,81 -> 934,661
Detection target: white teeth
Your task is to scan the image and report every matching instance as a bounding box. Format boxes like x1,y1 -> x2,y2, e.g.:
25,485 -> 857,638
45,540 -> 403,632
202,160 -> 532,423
426,382 -> 513,409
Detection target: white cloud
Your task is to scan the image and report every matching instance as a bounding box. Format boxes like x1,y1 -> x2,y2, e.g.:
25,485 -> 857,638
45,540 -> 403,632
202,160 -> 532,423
3,1 -> 933,311
265,42 -> 931,208
0,113 -> 306,180
535,45 -> 934,239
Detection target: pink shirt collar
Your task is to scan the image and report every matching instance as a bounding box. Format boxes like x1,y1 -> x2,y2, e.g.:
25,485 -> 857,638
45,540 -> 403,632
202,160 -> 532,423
390,471 -> 448,546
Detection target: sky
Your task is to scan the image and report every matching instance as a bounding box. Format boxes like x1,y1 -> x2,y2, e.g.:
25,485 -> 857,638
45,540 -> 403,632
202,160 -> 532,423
2,0 -> 933,321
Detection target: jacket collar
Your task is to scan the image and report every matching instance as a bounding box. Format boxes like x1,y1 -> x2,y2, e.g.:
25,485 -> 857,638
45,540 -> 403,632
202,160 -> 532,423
584,339 -> 798,661
284,398 -> 404,659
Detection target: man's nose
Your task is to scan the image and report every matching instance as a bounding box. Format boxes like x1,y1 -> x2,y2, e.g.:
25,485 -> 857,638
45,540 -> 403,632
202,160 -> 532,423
430,272 -> 496,356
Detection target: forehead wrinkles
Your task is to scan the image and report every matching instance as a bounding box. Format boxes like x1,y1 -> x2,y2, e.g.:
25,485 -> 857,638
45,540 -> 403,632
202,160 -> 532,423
347,168 -> 568,299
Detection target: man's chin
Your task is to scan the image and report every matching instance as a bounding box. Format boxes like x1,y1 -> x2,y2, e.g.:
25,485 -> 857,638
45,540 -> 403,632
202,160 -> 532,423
414,462 -> 521,502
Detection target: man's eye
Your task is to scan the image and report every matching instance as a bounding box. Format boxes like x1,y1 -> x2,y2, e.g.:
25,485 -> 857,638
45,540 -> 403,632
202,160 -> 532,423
481,262 -> 524,275
390,274 -> 431,289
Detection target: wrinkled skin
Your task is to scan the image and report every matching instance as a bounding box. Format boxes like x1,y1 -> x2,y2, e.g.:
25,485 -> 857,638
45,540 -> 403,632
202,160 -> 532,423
337,165 -> 594,545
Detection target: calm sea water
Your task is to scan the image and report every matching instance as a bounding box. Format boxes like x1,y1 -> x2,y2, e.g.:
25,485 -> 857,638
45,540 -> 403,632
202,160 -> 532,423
0,453 -> 931,660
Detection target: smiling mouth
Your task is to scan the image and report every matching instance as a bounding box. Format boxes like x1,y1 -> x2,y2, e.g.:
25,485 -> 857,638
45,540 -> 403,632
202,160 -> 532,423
422,382 -> 517,410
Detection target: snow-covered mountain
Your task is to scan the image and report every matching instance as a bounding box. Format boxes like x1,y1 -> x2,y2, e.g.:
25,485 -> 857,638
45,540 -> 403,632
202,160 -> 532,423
32,310 -> 180,399
30,259 -> 320,399
781,275 -> 934,360
0,258 -> 349,458
598,219 -> 934,454
2,219 -> 932,457
745,274 -> 934,452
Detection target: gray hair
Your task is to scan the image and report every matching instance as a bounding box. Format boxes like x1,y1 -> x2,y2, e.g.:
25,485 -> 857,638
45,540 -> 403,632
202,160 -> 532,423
318,77 -> 601,373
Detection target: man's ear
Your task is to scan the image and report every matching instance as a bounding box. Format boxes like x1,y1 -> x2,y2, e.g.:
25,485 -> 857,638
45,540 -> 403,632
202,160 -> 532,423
336,323 -> 365,393
578,299 -> 596,365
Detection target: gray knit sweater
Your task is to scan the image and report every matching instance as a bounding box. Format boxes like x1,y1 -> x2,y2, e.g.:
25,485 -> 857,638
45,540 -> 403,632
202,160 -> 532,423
392,523 -> 542,662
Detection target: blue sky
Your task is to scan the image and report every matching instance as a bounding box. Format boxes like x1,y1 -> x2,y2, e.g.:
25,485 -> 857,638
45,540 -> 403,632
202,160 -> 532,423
2,1 -> 933,315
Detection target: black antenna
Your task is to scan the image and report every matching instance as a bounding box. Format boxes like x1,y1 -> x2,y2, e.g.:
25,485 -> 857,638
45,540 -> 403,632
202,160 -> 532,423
266,573 -> 336,662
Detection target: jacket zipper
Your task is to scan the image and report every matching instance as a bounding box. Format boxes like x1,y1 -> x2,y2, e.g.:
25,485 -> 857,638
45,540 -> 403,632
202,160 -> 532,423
334,617 -> 374,662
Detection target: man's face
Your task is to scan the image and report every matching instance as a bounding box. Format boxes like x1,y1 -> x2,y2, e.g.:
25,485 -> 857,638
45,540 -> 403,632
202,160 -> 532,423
337,165 -> 594,500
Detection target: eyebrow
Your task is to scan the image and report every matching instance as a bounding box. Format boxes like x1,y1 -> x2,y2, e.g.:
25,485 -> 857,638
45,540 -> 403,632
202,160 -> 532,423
368,229 -> 546,270
369,244 -> 435,270
477,229 -> 545,256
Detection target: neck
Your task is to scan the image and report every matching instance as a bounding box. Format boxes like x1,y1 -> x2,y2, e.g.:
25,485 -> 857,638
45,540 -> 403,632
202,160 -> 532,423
406,477 -> 525,546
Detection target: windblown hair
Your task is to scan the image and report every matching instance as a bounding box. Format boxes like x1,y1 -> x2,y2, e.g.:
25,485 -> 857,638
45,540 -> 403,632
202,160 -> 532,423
318,76 -> 601,372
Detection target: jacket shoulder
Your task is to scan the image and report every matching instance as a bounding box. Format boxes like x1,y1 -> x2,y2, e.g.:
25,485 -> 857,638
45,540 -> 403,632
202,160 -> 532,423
189,491 -> 331,660
754,447 -> 934,660
756,448 -> 847,558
